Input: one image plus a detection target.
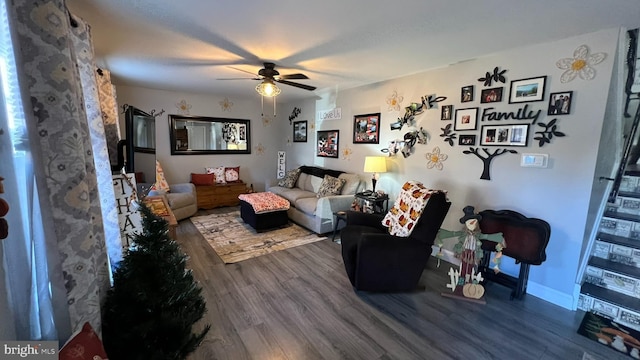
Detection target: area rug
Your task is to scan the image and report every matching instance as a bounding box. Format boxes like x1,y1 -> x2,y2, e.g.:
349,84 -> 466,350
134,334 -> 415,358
577,311 -> 640,358
190,209 -> 326,263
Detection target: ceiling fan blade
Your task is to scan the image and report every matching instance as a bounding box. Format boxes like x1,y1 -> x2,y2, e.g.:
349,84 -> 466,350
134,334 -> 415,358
278,73 -> 309,80
277,79 -> 316,91
216,77 -> 261,80
228,66 -> 259,76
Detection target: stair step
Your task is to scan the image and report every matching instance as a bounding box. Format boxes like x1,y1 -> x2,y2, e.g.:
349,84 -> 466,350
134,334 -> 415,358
624,164 -> 640,176
578,291 -> 640,331
603,210 -> 640,222
596,232 -> 640,250
580,282 -> 640,314
618,191 -> 640,199
588,256 -> 640,278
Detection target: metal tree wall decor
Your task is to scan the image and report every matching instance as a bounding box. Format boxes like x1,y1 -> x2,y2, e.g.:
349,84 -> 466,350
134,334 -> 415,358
440,123 -> 457,146
534,118 -> 566,146
463,147 -> 518,180
478,66 -> 507,87
289,107 -> 301,124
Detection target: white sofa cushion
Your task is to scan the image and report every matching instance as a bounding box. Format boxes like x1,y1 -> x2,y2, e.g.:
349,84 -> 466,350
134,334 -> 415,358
296,197 -> 319,216
339,173 -> 361,195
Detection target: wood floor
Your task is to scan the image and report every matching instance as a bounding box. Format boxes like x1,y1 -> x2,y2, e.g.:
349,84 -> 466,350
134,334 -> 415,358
175,214 -> 627,360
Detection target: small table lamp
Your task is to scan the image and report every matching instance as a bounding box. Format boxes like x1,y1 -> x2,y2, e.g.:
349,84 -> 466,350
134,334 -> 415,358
363,156 -> 387,193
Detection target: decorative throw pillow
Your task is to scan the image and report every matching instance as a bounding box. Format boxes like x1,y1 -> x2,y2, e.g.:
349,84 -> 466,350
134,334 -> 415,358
382,181 -> 440,237
59,322 -> 108,360
205,166 -> 226,184
278,168 -> 301,188
316,175 -> 346,198
190,173 -> 215,186
149,160 -> 170,194
225,166 -> 240,182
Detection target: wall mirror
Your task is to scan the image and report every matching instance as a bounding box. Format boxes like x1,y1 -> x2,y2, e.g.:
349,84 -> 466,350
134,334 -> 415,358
169,115 -> 251,155
124,106 -> 156,185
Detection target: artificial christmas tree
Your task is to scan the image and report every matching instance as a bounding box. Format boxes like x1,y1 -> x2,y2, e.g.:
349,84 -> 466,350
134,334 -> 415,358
102,204 -> 210,360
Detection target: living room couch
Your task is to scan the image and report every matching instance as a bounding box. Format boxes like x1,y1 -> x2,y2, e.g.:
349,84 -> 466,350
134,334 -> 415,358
267,166 -> 365,234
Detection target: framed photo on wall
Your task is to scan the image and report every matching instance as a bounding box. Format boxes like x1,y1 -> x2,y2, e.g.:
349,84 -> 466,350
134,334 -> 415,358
480,124 -> 529,146
461,85 -> 474,103
441,105 -> 453,120
293,120 -> 307,142
353,113 -> 380,144
480,87 -> 503,104
547,91 -> 573,115
454,107 -> 478,131
458,134 -> 476,146
317,130 -> 339,158
509,76 -> 547,103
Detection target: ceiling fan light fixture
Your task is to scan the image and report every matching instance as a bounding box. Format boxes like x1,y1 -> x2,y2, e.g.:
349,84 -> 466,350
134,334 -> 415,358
255,79 -> 281,97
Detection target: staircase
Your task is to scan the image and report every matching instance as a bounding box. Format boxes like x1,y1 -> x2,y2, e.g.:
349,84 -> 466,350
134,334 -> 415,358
578,170 -> 640,331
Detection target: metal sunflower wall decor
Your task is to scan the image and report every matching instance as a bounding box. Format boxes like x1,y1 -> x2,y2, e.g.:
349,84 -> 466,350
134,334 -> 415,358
426,147 -> 448,170
555,44 -> 606,83
386,90 -> 404,111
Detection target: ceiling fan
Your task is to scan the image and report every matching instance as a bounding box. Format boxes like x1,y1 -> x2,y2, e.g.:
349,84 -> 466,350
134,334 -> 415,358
218,62 -> 317,96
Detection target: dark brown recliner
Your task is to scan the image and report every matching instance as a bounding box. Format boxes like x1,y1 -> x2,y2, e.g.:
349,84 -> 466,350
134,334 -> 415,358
340,191 -> 451,292
477,209 -> 551,300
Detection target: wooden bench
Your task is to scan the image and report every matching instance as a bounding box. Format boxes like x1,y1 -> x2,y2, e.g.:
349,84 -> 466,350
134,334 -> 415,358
478,209 -> 551,300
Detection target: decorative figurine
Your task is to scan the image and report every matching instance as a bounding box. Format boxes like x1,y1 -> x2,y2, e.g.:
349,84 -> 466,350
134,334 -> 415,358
436,206 -> 505,303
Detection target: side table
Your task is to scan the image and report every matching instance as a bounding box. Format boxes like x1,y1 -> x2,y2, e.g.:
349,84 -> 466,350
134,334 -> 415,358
332,211 -> 347,242
354,192 -> 389,214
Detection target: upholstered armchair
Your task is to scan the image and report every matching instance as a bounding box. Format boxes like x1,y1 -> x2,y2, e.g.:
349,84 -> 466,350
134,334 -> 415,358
148,183 -> 197,221
340,184 -> 451,292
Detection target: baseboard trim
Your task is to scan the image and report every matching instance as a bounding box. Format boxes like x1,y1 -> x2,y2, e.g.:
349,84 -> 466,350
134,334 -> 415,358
429,247 -> 576,310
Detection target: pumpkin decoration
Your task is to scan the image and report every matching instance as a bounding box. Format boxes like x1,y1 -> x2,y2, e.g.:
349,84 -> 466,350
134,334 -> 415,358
462,283 -> 485,299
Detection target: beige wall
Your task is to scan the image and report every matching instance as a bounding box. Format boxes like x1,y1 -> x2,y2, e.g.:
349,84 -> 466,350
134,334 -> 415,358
117,28 -> 621,309
115,86 -> 286,192
284,28 -> 621,309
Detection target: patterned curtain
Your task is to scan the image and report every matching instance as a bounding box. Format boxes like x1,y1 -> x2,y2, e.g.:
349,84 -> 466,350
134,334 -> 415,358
69,14 -> 123,267
96,68 -> 122,168
4,0 -> 112,340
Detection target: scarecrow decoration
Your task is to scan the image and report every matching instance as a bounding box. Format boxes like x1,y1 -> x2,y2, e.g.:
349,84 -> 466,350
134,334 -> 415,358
436,206 -> 505,303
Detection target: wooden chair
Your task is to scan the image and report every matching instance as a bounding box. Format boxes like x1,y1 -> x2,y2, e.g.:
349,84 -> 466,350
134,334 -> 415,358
477,209 -> 551,299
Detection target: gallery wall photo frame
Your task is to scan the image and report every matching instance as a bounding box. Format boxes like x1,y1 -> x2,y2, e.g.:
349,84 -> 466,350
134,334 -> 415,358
461,85 -> 474,103
454,107 -> 478,131
480,124 -> 529,146
547,91 -> 573,115
441,105 -> 453,120
353,112 -> 380,144
317,129 -> 339,158
458,134 -> 476,146
480,87 -> 504,104
509,76 -> 547,104
293,120 -> 307,142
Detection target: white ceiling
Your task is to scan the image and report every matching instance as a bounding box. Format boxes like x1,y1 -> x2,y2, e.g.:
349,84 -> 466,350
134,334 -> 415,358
67,0 -> 640,102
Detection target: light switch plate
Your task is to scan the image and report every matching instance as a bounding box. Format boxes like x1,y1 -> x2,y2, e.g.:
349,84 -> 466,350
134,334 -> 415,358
521,153 -> 548,168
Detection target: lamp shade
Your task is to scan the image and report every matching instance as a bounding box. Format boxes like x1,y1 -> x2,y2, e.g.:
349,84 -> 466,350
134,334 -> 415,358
363,156 -> 387,173
255,79 -> 281,97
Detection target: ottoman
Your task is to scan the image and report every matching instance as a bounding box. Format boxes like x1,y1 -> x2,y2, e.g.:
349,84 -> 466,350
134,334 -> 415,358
238,192 -> 290,231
